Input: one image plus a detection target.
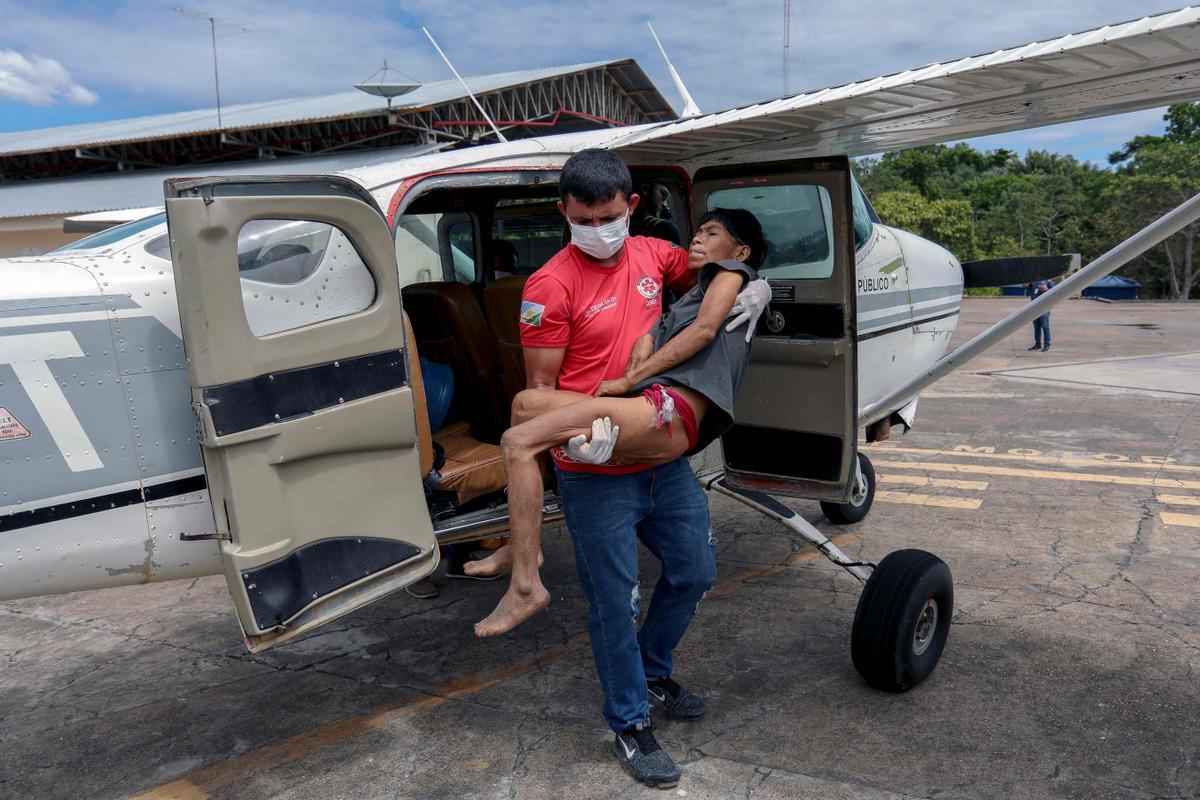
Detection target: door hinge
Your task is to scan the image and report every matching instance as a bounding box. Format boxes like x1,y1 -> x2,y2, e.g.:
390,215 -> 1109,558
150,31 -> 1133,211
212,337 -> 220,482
191,401 -> 210,445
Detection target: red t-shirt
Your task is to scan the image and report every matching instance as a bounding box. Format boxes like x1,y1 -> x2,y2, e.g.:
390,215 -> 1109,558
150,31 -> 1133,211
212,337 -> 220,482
520,236 -> 694,473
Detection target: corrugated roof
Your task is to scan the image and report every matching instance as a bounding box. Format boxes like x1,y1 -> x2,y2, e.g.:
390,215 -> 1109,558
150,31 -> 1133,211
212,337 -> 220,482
0,144 -> 443,219
0,61 -> 624,157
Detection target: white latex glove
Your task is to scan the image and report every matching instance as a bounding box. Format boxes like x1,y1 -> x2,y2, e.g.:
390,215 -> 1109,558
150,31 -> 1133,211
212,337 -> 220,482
725,278 -> 772,343
564,416 -> 620,464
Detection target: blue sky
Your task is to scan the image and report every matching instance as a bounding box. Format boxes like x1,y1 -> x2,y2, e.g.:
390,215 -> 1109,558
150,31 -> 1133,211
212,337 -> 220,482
0,1 -> 1184,163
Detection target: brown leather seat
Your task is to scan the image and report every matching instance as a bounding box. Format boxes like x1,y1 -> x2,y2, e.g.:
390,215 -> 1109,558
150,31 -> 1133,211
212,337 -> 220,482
401,281 -> 507,443
482,275 -> 529,412
403,312 -> 506,505
431,421 -> 505,505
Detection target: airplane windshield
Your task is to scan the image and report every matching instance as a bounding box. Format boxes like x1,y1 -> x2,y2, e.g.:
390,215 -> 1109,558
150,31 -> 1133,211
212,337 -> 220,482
53,213 -> 167,253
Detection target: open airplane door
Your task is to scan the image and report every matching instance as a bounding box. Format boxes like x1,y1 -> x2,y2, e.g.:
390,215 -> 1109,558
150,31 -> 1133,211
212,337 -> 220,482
692,157 -> 858,502
165,176 -> 438,652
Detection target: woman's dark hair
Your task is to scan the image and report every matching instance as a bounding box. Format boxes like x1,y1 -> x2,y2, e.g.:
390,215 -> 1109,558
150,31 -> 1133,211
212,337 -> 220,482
698,208 -> 768,268
559,149 -> 632,205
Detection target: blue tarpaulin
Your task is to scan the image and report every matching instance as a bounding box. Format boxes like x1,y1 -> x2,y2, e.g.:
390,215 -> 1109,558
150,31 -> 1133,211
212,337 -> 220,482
1001,275 -> 1141,300
1081,275 -> 1141,300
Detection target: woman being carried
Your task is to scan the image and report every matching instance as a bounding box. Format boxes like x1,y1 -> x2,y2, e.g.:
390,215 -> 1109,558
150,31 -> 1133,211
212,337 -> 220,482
469,207 -> 768,637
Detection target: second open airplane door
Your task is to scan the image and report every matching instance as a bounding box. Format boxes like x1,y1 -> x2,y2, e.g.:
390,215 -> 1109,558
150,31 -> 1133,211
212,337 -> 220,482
165,176 -> 438,652
691,157 -> 859,502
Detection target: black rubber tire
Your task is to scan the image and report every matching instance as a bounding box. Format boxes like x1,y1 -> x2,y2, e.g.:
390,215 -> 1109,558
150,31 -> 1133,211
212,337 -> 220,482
851,548 -> 953,692
820,452 -> 875,525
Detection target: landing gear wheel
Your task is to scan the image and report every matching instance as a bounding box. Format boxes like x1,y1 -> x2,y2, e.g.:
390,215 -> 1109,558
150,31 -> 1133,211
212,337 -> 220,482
851,548 -> 952,692
820,452 -> 875,525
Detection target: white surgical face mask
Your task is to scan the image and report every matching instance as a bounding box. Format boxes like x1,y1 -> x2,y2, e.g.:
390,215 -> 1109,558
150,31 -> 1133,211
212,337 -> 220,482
569,213 -> 630,261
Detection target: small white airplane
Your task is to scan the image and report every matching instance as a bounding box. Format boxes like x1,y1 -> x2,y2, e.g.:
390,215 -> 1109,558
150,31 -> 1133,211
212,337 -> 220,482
2,8 -> 1198,693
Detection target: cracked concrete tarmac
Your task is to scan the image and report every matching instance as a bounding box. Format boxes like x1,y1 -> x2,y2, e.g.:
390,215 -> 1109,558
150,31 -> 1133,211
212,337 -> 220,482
2,297 -> 1199,800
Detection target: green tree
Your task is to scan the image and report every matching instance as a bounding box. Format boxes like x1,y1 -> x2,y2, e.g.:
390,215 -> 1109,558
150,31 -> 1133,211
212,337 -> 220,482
853,103 -> 1198,298
1106,102 -> 1200,300
873,191 -> 979,260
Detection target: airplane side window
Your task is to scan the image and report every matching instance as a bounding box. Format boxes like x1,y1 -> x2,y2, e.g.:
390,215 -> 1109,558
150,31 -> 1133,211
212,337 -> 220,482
441,216 -> 477,283
238,219 -> 376,337
707,184 -> 835,279
395,213 -> 444,288
490,204 -> 563,277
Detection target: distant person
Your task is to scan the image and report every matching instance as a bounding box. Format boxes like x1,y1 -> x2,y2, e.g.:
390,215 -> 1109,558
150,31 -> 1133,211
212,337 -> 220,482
493,239 -> 520,279
1026,279 -> 1054,352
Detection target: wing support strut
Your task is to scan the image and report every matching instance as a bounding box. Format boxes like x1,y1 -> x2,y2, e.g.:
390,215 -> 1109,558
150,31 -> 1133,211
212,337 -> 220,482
859,191 -> 1200,426
702,473 -> 871,584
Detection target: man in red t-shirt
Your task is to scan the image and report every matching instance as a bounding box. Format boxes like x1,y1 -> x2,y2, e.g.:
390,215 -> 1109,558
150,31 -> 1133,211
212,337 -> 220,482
520,223 -> 693,473
516,149 -> 767,788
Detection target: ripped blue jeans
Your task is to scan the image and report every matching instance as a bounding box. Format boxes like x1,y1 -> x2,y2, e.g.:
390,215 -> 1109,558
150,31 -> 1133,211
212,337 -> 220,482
556,456 -> 717,733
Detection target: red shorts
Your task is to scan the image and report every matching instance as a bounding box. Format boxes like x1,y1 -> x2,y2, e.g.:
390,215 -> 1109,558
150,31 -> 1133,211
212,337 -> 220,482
640,384 -> 699,453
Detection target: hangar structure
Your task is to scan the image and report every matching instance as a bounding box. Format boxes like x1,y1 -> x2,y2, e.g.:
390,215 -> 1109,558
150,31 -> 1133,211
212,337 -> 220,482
0,59 -> 675,255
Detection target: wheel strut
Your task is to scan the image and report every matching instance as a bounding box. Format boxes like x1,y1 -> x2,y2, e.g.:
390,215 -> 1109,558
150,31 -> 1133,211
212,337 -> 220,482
703,474 -> 872,584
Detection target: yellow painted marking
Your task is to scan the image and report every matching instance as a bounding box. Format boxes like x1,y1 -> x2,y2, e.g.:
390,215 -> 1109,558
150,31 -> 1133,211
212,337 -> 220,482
873,459 -> 1200,491
1156,494 -> 1200,507
877,474 -> 988,491
876,490 -> 982,510
1160,512 -> 1200,528
868,444 -> 1196,474
130,536 -> 859,799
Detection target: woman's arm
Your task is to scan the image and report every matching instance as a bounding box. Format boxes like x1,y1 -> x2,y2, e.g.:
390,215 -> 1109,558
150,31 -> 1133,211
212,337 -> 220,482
596,269 -> 745,397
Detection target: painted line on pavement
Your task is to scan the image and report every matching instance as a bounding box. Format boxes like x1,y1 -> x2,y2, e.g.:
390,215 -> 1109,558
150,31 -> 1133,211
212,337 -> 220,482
1160,512 -> 1200,528
128,533 -> 860,799
877,474 -> 988,491
872,459 -> 1200,491
1156,494 -> 1200,507
868,445 -> 1194,474
876,490 -> 982,510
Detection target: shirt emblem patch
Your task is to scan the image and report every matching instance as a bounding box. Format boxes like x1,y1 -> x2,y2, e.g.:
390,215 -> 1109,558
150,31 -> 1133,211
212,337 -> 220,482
636,275 -> 661,300
520,301 -> 545,326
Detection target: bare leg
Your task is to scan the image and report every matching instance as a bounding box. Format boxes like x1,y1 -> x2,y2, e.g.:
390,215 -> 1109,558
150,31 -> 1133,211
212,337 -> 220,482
473,425 -> 553,636
473,393 -> 690,637
509,387 -> 590,426
464,389 -> 589,579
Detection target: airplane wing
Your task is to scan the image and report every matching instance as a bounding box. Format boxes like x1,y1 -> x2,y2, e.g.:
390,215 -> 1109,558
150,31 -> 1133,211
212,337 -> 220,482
610,7 -> 1200,164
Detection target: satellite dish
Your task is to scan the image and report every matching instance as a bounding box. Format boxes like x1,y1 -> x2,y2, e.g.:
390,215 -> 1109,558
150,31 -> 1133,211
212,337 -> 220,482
354,82 -> 421,99
354,59 -> 421,104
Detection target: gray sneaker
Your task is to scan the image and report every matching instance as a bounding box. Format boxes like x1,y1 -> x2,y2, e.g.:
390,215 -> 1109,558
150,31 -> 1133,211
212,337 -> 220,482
647,676 -> 706,719
613,721 -> 679,789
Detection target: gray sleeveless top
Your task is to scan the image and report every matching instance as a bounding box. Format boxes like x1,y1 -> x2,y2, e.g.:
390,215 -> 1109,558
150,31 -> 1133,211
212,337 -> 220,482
629,259 -> 757,454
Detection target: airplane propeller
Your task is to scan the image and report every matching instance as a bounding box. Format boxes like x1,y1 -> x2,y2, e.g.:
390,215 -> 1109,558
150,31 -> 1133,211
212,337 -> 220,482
959,254 -> 1077,289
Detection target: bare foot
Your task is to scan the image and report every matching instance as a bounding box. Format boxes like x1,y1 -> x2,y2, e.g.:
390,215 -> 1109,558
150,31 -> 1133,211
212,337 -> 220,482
462,544 -> 544,578
474,582 -> 551,637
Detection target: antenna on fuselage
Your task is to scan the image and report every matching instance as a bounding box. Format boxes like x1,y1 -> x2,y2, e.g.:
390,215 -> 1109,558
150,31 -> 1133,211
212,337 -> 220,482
421,27 -> 508,143
646,22 -> 702,118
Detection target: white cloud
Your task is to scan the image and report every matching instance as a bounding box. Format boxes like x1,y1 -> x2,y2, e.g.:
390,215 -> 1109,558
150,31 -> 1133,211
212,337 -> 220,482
0,49 -> 98,106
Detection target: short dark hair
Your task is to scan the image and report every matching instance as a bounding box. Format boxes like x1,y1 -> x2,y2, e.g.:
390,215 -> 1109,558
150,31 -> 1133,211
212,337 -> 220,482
698,208 -> 768,268
560,149 -> 632,205
493,239 -> 518,269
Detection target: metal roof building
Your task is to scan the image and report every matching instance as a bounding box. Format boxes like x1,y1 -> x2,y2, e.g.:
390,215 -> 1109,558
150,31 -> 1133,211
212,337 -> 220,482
0,58 -> 674,255
0,144 -> 443,221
